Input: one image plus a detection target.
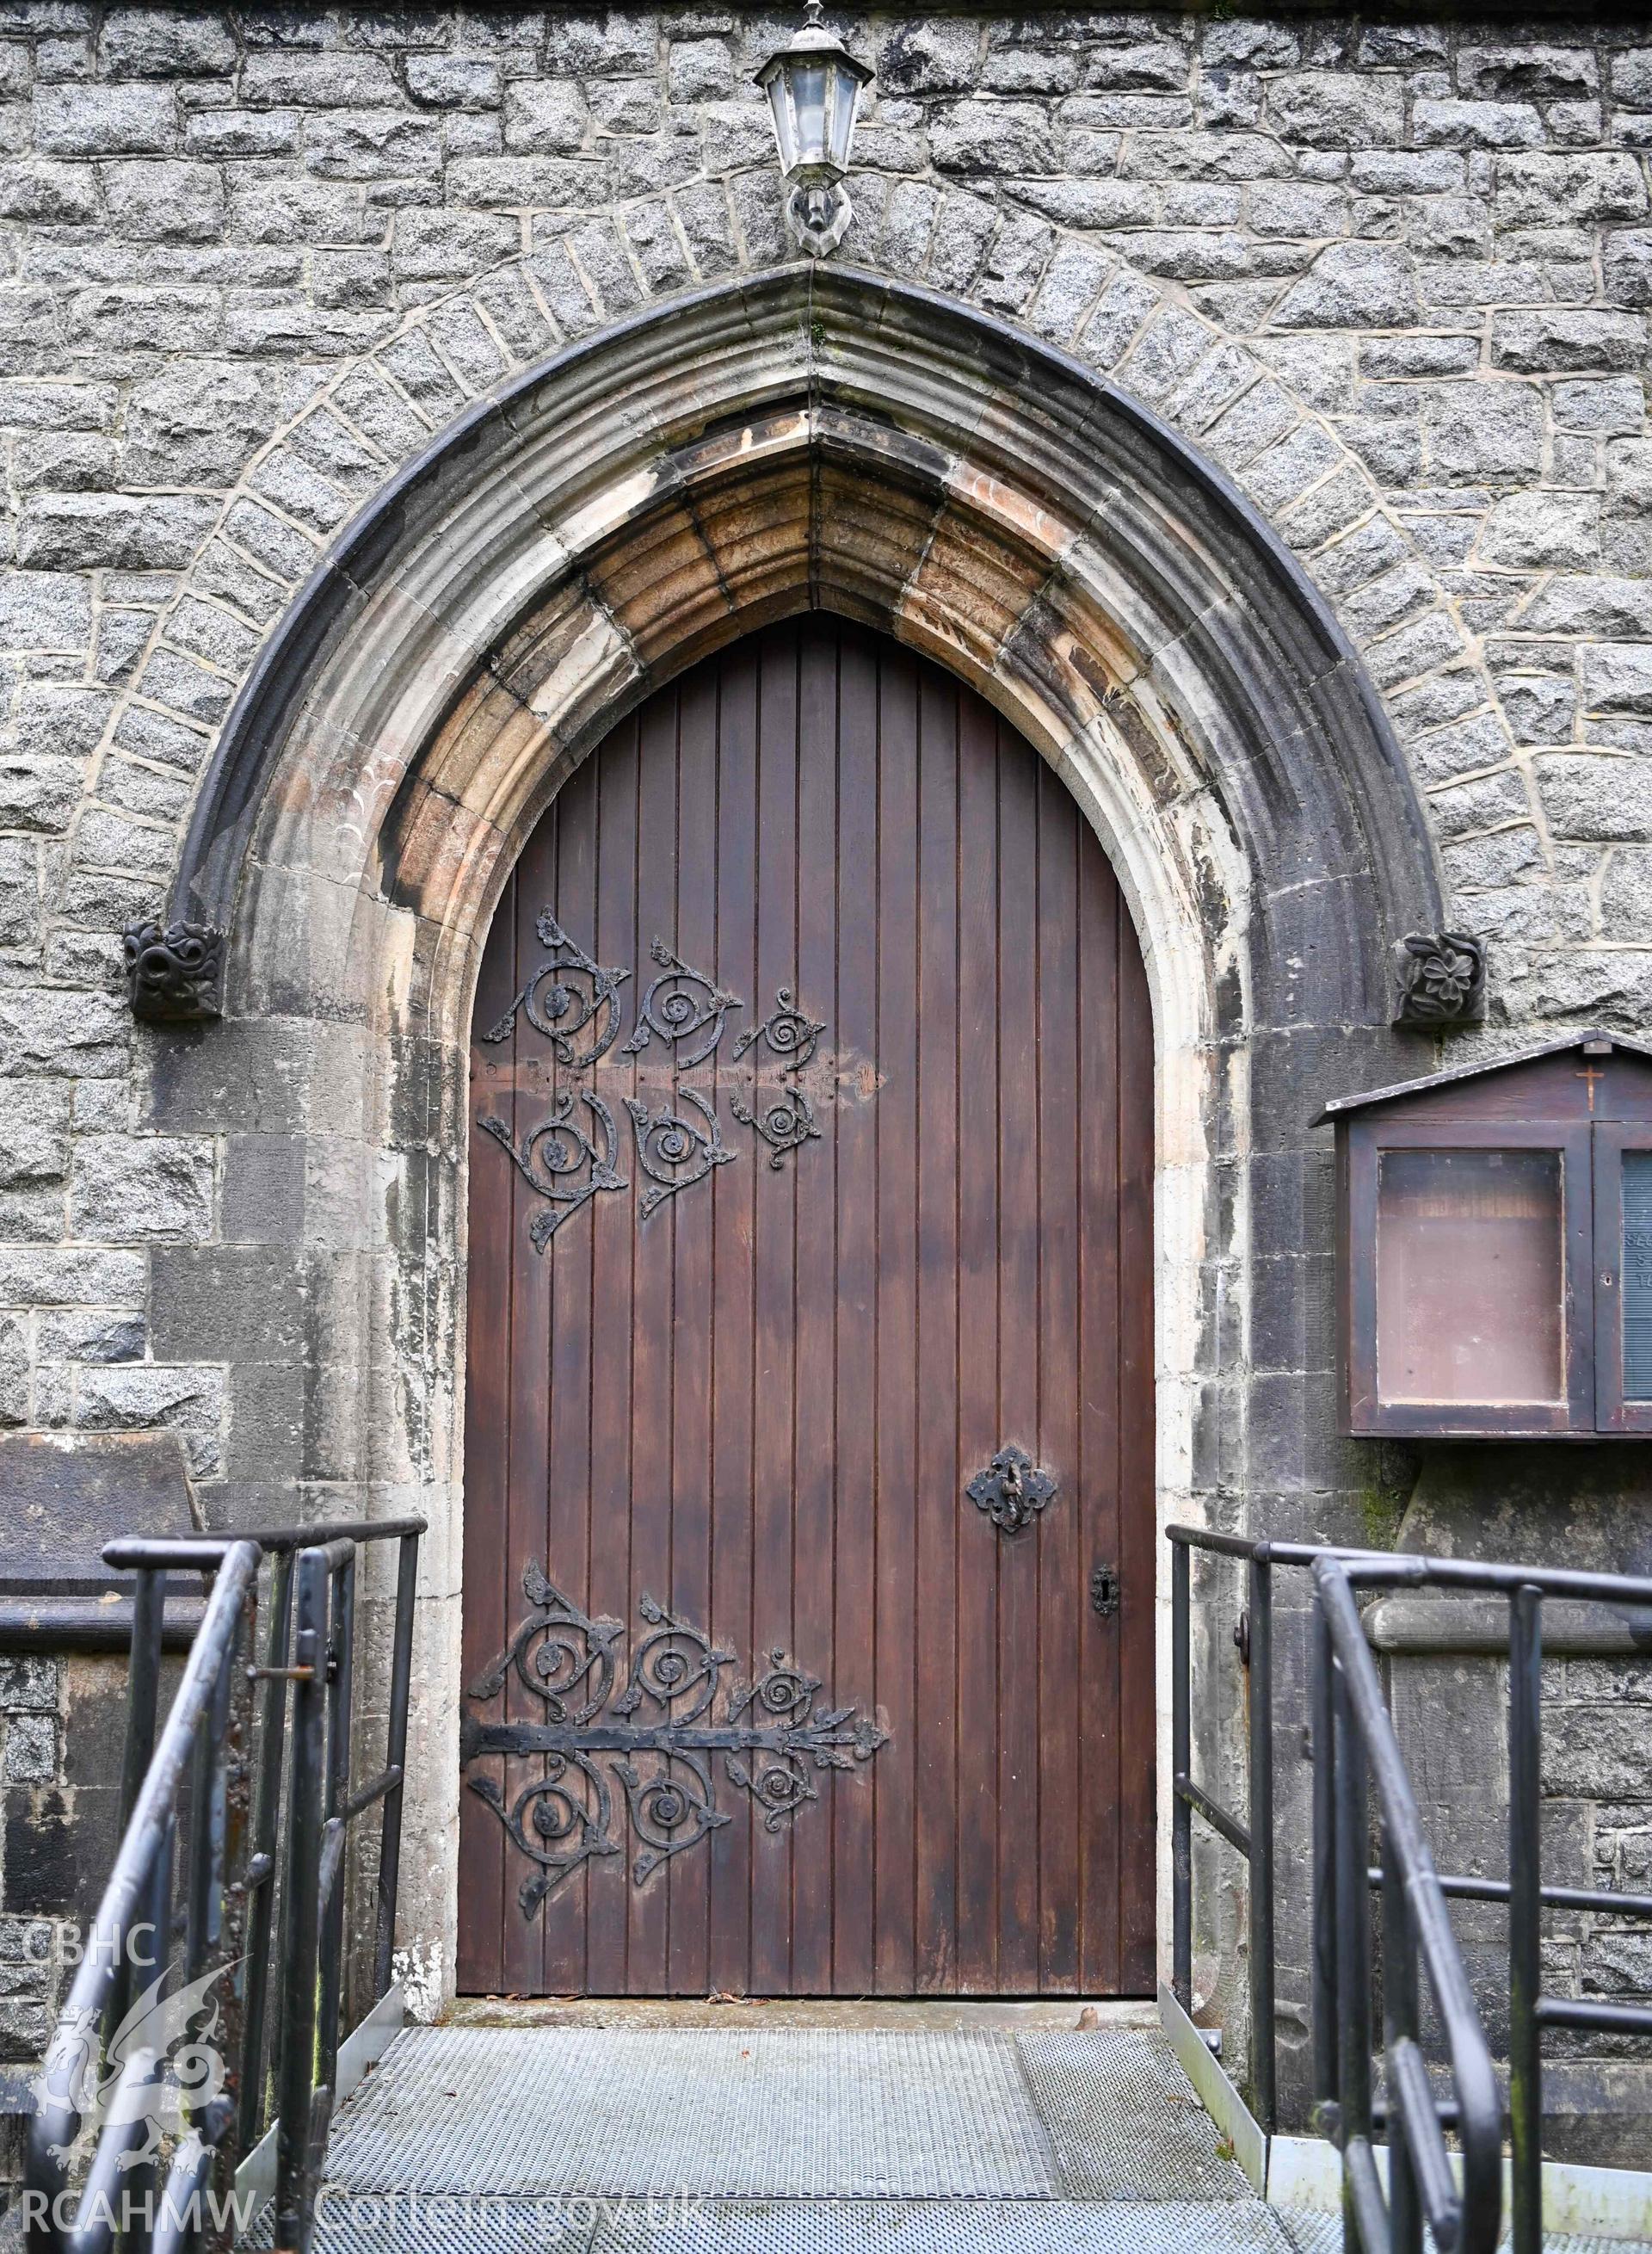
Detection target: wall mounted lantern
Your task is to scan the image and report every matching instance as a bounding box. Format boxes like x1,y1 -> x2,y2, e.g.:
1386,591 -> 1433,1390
1319,1031 -> 1652,1440
755,0 -> 873,259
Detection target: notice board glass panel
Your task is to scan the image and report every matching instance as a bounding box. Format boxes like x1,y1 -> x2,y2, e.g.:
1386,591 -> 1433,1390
1376,1146 -> 1565,1407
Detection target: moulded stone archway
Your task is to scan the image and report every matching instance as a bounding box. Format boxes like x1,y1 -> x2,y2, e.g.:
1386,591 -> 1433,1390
130,265 -> 1446,2017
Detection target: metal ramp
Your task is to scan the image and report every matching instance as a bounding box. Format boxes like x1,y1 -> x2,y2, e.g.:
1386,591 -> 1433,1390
280,2022 -> 1652,2254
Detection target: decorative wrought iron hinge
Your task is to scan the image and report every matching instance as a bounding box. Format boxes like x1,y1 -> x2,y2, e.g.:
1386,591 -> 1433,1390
481,910 -> 630,1065
624,937 -> 743,1069
461,1563 -> 887,1912
122,917 -> 225,1021
966,1445 -> 1057,1537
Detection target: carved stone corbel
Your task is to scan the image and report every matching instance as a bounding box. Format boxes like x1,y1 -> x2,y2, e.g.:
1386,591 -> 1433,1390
121,918 -> 225,1022
1391,932 -> 1486,1030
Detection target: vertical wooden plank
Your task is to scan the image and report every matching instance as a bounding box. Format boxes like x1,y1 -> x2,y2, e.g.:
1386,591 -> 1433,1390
665,661 -> 720,1996
496,814 -> 558,2003
788,622 -> 841,1995
749,627 -> 801,1993
912,666 -> 959,1996
457,868 -> 517,1998
1117,893 -> 1158,1992
1035,762 -> 1082,1993
873,641 -> 918,1995
830,621 -> 879,1995
994,717 -> 1042,1993
708,643 -> 759,1998
1076,824 -> 1122,1996
585,721 -> 642,1996
953,690 -> 1001,1995
534,778 -> 598,1997
625,685 -> 682,1993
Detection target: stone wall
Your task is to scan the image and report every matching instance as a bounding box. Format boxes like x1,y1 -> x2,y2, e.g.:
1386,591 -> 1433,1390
0,0 -> 1647,2139
0,4 -> 1647,1479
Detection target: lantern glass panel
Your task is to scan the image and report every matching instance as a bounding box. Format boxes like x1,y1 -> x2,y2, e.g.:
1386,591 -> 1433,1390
1622,1150 -> 1652,1399
1375,1146 -> 1565,1406
824,62 -> 858,170
763,72 -> 799,173
789,60 -> 829,168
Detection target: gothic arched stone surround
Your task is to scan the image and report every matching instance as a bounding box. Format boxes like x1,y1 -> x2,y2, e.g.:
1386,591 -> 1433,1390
133,265 -> 1444,2025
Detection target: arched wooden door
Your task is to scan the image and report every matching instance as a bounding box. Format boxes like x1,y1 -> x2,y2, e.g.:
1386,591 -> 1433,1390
458,617 -> 1155,1998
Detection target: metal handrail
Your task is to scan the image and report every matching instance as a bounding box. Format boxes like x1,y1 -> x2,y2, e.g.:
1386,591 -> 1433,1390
1168,1524 -> 1395,2131
27,1542 -> 260,2254
1314,1557 -> 1502,2254
24,1518 -> 423,2254
1169,1522 -> 1652,2254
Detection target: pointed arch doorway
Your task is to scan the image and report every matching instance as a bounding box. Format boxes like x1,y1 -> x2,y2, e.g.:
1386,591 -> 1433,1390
457,614 -> 1156,1999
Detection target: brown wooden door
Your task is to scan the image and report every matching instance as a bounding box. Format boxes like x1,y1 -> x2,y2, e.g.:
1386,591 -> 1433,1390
458,617 -> 1155,1998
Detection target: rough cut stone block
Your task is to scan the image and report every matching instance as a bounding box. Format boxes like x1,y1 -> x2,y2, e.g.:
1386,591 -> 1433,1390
35,81 -> 176,154
16,493 -> 218,572
103,157 -> 225,242
100,7 -> 237,77
1460,45 -> 1598,101
70,1134 -> 213,1244
1266,71 -> 1405,148
406,52 -> 501,108
1479,491 -> 1600,570
240,51 -> 397,106
73,1363 -> 225,1478
1492,308 -> 1646,374
1582,644 -> 1652,715
932,100 -> 1058,176
1423,383 -> 1544,485
1536,752 -> 1652,839
1414,97 -> 1543,149
1553,377 -> 1646,435
0,990 -> 128,1078
1495,151 -> 1647,226
0,159 -> 97,223
1605,232 -> 1652,309
0,571 -> 90,651
880,18 -> 981,95
1272,241 -> 1418,328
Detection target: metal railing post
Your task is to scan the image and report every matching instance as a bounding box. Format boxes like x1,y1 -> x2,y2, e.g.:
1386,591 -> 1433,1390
274,1547 -> 328,2254
1508,1584 -> 1544,2254
106,1562 -> 167,2053
1246,1549 -> 1276,2133
373,1530 -> 419,1999
1172,1535 -> 1192,2009
317,1549 -> 355,2103
1332,1655 -> 1376,2252
1310,1597 -> 1338,2116
1381,1815 -> 1423,2254
239,1548 -> 294,2153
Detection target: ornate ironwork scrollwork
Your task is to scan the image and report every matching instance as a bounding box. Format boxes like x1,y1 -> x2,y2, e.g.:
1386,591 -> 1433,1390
732,986 -> 827,1072
729,985 -> 829,1170
461,1564 -> 888,1911
623,938 -> 743,1070
967,1445 -> 1057,1536
626,1087 -> 737,1220
481,911 -> 631,1066
122,917 -> 225,1021
730,1084 -> 821,1170
479,1090 -> 627,1250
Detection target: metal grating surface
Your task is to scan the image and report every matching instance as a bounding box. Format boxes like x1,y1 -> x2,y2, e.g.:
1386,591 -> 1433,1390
324,2027 -> 1063,2199
1276,2214 -> 1652,2254
277,2195 -> 1300,2253
1016,2028 -> 1251,2201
